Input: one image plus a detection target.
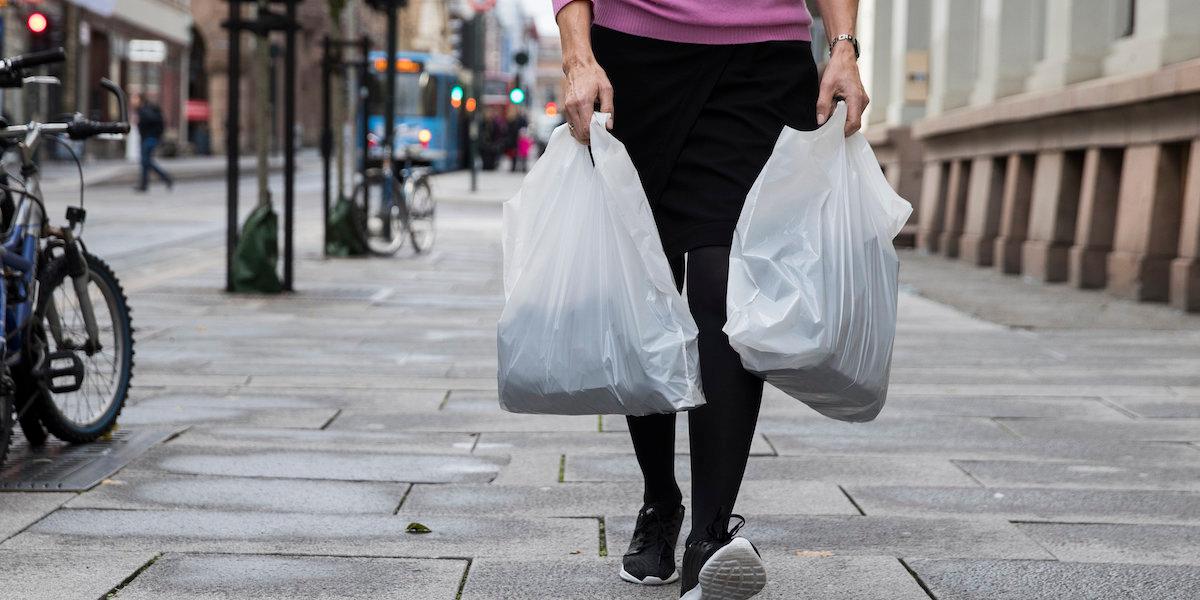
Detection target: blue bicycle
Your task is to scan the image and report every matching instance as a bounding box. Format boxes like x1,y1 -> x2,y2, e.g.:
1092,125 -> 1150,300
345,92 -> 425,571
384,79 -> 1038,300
0,48 -> 135,466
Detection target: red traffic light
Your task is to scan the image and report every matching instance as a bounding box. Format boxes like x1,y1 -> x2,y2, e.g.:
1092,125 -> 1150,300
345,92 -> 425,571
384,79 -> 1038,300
27,12 -> 49,34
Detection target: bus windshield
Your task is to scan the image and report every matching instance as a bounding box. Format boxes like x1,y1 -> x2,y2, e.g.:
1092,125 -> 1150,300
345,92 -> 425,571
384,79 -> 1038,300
368,71 -> 437,118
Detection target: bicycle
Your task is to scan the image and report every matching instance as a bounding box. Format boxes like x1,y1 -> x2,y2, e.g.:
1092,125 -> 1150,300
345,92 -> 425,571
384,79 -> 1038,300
0,48 -> 135,467
351,141 -> 436,256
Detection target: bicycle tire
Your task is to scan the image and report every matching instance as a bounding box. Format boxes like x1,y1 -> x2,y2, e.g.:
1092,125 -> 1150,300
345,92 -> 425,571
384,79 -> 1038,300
353,175 -> 406,257
0,385 -> 11,467
34,252 -> 134,443
406,176 -> 436,253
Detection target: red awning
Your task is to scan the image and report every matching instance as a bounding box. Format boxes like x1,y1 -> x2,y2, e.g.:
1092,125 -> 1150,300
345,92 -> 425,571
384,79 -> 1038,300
186,99 -> 210,122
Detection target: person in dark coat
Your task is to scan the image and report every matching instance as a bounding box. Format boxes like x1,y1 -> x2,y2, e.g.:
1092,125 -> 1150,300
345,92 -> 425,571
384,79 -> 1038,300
135,93 -> 174,192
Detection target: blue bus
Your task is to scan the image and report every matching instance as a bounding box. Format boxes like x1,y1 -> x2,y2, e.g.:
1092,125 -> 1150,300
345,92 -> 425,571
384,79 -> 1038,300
364,51 -> 464,172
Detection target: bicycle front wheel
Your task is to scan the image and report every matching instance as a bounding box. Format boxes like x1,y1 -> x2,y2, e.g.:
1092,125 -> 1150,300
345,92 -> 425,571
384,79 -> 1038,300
354,175 -> 407,256
405,176 -> 436,253
33,252 -> 134,443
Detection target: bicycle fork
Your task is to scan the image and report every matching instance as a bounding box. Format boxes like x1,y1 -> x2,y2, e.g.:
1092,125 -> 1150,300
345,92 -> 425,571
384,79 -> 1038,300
48,228 -> 102,355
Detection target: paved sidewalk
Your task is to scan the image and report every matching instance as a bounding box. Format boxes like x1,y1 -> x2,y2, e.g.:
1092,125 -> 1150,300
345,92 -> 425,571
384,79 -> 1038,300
2,167 -> 1200,599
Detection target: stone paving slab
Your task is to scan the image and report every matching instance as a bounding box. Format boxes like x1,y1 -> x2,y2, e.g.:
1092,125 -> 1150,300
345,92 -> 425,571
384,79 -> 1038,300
401,480 -> 857,517
907,558 -> 1200,600
878,395 -> 1130,420
1015,522 -> 1200,565
460,555 -> 928,600
67,474 -> 407,514
0,492 -> 73,540
750,415 -> 1017,443
10,509 -> 598,558
953,459 -> 1200,491
169,427 -> 477,455
565,453 -> 979,487
489,453 -> 564,486
474,430 -> 775,456
1105,397 -> 1200,418
605,515 -> 1052,560
0,549 -> 155,600
765,434 -> 1200,465
330,409 -> 602,433
130,446 -> 506,483
116,403 -> 340,429
112,553 -> 465,600
997,418 -> 1200,442
844,485 -> 1200,524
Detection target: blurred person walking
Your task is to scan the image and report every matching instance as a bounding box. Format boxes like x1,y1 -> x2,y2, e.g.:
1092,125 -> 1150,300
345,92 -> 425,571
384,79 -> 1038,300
552,0 -> 868,597
134,93 -> 174,192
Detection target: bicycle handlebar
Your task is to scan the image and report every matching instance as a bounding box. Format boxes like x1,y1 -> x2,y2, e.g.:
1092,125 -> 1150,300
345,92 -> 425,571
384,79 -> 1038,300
2,48 -> 66,72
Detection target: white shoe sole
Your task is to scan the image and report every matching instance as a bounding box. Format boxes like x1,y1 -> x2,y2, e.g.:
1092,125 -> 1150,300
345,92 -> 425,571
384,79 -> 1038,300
680,538 -> 767,600
618,565 -> 679,586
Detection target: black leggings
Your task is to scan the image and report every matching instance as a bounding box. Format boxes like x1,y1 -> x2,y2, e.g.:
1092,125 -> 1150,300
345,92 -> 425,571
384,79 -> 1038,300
627,245 -> 764,543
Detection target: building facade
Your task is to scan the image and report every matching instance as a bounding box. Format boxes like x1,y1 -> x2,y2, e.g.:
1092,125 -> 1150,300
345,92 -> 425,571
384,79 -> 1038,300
1,0 -> 191,158
860,0 -> 1200,311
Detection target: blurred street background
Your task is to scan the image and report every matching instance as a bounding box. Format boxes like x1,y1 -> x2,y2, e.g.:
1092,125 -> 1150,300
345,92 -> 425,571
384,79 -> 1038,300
2,0 -> 1200,598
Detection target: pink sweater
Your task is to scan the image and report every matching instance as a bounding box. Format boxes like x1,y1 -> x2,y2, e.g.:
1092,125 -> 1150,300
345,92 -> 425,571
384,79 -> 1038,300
552,0 -> 812,45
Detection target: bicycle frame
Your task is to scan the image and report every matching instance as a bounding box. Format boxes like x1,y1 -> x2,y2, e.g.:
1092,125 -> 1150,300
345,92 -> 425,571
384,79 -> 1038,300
0,122 -> 101,364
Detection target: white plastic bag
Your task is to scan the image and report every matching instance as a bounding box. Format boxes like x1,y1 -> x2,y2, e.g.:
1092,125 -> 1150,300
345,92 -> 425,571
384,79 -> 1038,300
725,103 -> 912,422
497,113 -> 705,416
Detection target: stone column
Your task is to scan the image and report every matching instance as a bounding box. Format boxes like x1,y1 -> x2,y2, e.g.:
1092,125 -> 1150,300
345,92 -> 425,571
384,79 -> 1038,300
1108,143 -> 1187,301
917,161 -> 949,253
971,0 -> 1043,104
1026,0 -> 1120,91
1068,148 -> 1123,289
1022,151 -> 1084,282
1105,0 -> 1200,77
859,0 -> 894,128
1171,139 -> 1200,311
927,0 -> 980,115
995,154 -> 1037,274
939,160 -> 971,257
886,0 -> 931,125
960,156 -> 1006,266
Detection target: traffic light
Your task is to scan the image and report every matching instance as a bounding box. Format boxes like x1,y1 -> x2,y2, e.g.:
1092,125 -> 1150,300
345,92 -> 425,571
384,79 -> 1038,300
545,102 -> 557,117
450,85 -> 464,109
26,12 -> 49,35
508,87 -> 525,105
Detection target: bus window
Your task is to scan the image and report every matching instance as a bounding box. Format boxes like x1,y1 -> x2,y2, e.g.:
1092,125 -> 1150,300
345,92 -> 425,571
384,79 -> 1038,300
368,70 -> 438,118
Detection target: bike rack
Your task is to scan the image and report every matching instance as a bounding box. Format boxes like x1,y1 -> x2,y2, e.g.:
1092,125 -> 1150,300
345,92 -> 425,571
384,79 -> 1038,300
221,0 -> 302,292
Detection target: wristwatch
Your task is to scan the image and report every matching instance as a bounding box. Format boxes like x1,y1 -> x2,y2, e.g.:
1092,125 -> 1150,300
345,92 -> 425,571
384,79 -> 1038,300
829,34 -> 860,59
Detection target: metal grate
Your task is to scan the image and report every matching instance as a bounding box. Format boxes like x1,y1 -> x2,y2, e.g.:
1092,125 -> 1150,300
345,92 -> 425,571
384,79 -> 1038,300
0,427 -> 180,491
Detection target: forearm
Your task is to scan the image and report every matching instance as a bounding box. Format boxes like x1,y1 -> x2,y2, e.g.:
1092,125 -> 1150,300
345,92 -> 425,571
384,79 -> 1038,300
811,0 -> 859,60
557,1 -> 596,71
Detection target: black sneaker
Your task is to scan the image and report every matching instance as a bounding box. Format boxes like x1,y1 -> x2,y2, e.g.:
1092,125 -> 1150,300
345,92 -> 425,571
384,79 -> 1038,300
679,515 -> 766,600
619,502 -> 685,585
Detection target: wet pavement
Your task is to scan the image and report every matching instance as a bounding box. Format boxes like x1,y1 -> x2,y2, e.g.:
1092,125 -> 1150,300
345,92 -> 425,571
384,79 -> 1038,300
2,166 -> 1200,598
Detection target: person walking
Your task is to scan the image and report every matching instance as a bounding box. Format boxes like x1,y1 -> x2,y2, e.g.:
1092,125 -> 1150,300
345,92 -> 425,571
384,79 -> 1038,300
552,0 -> 868,598
134,93 -> 174,192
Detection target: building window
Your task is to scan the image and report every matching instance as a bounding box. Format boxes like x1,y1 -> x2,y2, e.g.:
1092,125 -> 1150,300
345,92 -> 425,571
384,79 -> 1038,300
1117,0 -> 1136,38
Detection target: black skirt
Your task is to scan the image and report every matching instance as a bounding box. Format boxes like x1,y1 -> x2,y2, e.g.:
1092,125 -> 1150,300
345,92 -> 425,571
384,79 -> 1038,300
592,25 -> 820,258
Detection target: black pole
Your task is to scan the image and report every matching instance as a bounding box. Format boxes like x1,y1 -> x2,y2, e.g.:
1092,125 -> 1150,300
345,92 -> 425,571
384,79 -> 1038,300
358,35 -> 369,183
283,0 -> 296,291
225,0 -> 241,292
384,3 -> 397,161
470,12 -> 482,192
321,36 -> 332,258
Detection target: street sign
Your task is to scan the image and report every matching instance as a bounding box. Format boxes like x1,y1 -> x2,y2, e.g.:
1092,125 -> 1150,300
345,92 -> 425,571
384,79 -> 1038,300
128,39 -> 167,63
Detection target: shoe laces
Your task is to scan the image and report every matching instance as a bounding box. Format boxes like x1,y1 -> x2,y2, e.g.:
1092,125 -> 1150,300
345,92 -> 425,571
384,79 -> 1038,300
630,505 -> 673,553
703,512 -> 746,543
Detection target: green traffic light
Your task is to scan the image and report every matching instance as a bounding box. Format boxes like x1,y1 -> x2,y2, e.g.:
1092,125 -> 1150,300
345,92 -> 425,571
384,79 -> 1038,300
450,85 -> 464,102
509,88 -> 525,105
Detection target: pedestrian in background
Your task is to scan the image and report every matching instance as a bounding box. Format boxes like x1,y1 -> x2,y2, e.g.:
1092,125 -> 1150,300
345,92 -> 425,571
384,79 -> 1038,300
514,127 -> 532,172
554,0 -> 868,598
134,93 -> 174,193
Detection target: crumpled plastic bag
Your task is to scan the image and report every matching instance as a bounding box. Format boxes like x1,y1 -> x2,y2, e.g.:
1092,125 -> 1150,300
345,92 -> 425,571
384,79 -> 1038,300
497,113 -> 705,416
725,103 -> 912,422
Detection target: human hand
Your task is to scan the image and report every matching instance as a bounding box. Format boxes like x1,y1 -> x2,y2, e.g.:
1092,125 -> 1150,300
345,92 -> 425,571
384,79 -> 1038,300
816,44 -> 869,136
